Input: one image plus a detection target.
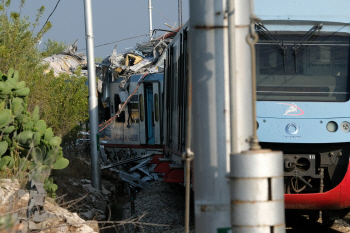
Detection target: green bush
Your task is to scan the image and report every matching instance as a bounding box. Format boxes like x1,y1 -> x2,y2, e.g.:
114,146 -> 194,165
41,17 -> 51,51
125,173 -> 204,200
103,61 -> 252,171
0,1 -> 89,140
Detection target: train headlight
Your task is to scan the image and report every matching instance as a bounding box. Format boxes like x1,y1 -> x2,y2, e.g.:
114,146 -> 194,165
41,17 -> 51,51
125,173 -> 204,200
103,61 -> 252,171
341,121 -> 350,133
327,121 -> 338,132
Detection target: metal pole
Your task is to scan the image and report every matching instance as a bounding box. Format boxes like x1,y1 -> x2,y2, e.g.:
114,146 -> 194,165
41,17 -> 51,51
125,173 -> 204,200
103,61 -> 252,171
189,0 -> 231,232
148,0 -> 153,40
83,0 -> 101,190
228,0 -> 285,232
228,0 -> 254,154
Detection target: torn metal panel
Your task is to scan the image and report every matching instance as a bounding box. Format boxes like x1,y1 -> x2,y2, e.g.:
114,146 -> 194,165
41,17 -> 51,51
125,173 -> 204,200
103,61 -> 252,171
129,158 -> 152,172
43,41 -> 87,77
118,171 -> 150,189
101,153 -> 154,170
122,54 -> 143,66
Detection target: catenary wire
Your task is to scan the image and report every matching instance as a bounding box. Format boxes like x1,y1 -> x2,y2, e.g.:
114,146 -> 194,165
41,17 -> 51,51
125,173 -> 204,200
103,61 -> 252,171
38,0 -> 61,35
152,7 -> 174,24
77,34 -> 149,52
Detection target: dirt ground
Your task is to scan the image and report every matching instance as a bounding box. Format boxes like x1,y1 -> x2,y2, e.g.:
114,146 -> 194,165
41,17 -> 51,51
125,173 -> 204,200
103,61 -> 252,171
51,144 -> 129,232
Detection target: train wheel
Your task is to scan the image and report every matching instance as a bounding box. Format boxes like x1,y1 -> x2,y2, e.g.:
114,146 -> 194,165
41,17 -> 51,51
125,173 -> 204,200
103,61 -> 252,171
309,210 -> 320,222
322,211 -> 335,227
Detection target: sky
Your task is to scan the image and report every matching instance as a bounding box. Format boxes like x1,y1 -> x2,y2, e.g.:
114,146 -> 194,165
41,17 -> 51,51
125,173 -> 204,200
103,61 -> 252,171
11,0 -> 189,58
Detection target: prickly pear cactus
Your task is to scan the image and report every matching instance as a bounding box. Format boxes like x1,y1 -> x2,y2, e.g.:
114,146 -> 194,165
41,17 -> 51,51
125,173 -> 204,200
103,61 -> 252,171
44,177 -> 58,199
0,68 -> 69,195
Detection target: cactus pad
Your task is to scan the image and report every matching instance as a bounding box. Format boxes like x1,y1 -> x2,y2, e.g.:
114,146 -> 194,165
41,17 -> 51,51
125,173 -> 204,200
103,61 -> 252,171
44,128 -> 53,141
52,158 -> 69,170
2,126 -> 15,134
14,81 -> 25,90
35,120 -> 46,134
50,136 -> 62,147
17,131 -> 34,146
13,70 -> 19,82
7,68 -> 14,79
32,105 -> 39,123
14,87 -> 30,97
0,141 -> 8,157
0,109 -> 11,128
0,156 -> 11,170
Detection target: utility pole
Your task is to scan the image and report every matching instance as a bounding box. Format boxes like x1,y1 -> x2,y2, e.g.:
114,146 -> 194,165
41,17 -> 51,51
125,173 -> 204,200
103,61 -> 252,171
189,0 -> 231,232
148,0 -> 153,40
83,0 -> 101,190
227,0 -> 285,232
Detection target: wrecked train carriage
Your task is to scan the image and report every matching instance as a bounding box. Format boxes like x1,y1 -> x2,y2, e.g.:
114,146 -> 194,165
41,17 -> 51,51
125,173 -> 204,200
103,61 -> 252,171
99,73 -> 165,188
97,30 -> 180,186
97,31 -> 177,123
101,73 -> 164,147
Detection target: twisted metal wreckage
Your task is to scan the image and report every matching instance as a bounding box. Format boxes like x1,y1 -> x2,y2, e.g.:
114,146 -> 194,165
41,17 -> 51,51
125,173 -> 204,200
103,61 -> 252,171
43,41 -> 88,77
43,31 -> 178,189
96,32 -> 177,189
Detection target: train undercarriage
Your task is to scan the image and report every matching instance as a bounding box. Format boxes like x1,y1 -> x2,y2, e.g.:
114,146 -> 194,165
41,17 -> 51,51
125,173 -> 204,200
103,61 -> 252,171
261,142 -> 350,226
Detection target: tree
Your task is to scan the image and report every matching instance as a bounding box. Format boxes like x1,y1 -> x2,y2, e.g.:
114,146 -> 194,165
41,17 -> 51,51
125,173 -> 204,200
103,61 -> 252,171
0,0 -> 89,141
0,0 -> 51,78
95,56 -> 103,63
41,39 -> 67,57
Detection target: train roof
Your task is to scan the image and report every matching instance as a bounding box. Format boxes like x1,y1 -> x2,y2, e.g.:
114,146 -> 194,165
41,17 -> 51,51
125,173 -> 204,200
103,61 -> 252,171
255,0 -> 350,24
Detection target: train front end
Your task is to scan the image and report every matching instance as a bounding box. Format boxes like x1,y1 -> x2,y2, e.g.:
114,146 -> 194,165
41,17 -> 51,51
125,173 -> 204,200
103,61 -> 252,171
255,0 -> 350,220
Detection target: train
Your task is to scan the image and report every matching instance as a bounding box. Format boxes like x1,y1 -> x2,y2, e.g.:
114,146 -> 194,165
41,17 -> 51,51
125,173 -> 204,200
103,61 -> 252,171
254,0 -> 350,226
99,0 -> 350,227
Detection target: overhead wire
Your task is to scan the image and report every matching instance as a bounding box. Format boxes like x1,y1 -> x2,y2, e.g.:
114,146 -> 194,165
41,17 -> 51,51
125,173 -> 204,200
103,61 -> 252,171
77,34 -> 149,52
152,7 -> 173,24
38,0 -> 61,35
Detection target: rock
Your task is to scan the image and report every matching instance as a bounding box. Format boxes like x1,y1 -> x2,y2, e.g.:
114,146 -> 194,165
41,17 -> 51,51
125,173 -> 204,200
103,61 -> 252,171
81,179 -> 91,184
97,214 -> 105,220
102,186 -> 111,195
64,212 -> 85,227
77,224 -> 96,232
80,210 -> 95,219
0,179 -> 19,188
94,200 -> 107,212
16,189 -> 27,199
83,184 -> 101,197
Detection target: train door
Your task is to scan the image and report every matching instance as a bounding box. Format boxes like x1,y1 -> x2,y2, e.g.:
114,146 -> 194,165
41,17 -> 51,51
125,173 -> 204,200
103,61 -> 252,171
153,82 -> 161,144
146,86 -> 155,145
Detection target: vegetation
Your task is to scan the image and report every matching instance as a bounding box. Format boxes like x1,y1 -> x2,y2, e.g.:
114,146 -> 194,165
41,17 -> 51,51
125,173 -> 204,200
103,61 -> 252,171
0,0 -> 89,140
0,68 -> 69,198
41,39 -> 67,57
95,56 -> 103,63
0,0 -> 89,195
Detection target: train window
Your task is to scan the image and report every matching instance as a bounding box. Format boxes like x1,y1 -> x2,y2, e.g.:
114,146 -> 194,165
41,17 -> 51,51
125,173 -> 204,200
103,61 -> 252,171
114,94 -> 121,113
154,93 -> 159,122
130,95 -> 138,102
139,94 -> 144,122
130,103 -> 139,123
256,33 -> 350,102
114,94 -> 125,123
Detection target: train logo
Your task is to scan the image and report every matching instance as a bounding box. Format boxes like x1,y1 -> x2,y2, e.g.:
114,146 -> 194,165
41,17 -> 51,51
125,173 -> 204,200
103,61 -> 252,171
277,103 -> 304,116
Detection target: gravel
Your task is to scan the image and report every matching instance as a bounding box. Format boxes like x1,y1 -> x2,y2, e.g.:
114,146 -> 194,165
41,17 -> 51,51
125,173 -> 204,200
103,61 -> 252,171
119,180 -> 350,233
121,181 -> 195,233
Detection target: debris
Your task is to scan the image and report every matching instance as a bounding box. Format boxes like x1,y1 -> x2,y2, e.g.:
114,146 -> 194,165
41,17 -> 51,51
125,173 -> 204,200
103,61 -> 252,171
42,41 -> 87,77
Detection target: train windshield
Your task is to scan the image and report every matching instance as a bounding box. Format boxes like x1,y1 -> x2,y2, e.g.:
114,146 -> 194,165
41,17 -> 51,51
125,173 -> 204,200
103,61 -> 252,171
256,32 -> 350,102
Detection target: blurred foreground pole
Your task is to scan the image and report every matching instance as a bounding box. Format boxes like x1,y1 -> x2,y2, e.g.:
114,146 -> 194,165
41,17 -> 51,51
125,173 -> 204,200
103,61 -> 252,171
189,0 -> 231,232
84,0 -> 101,190
228,0 -> 285,232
